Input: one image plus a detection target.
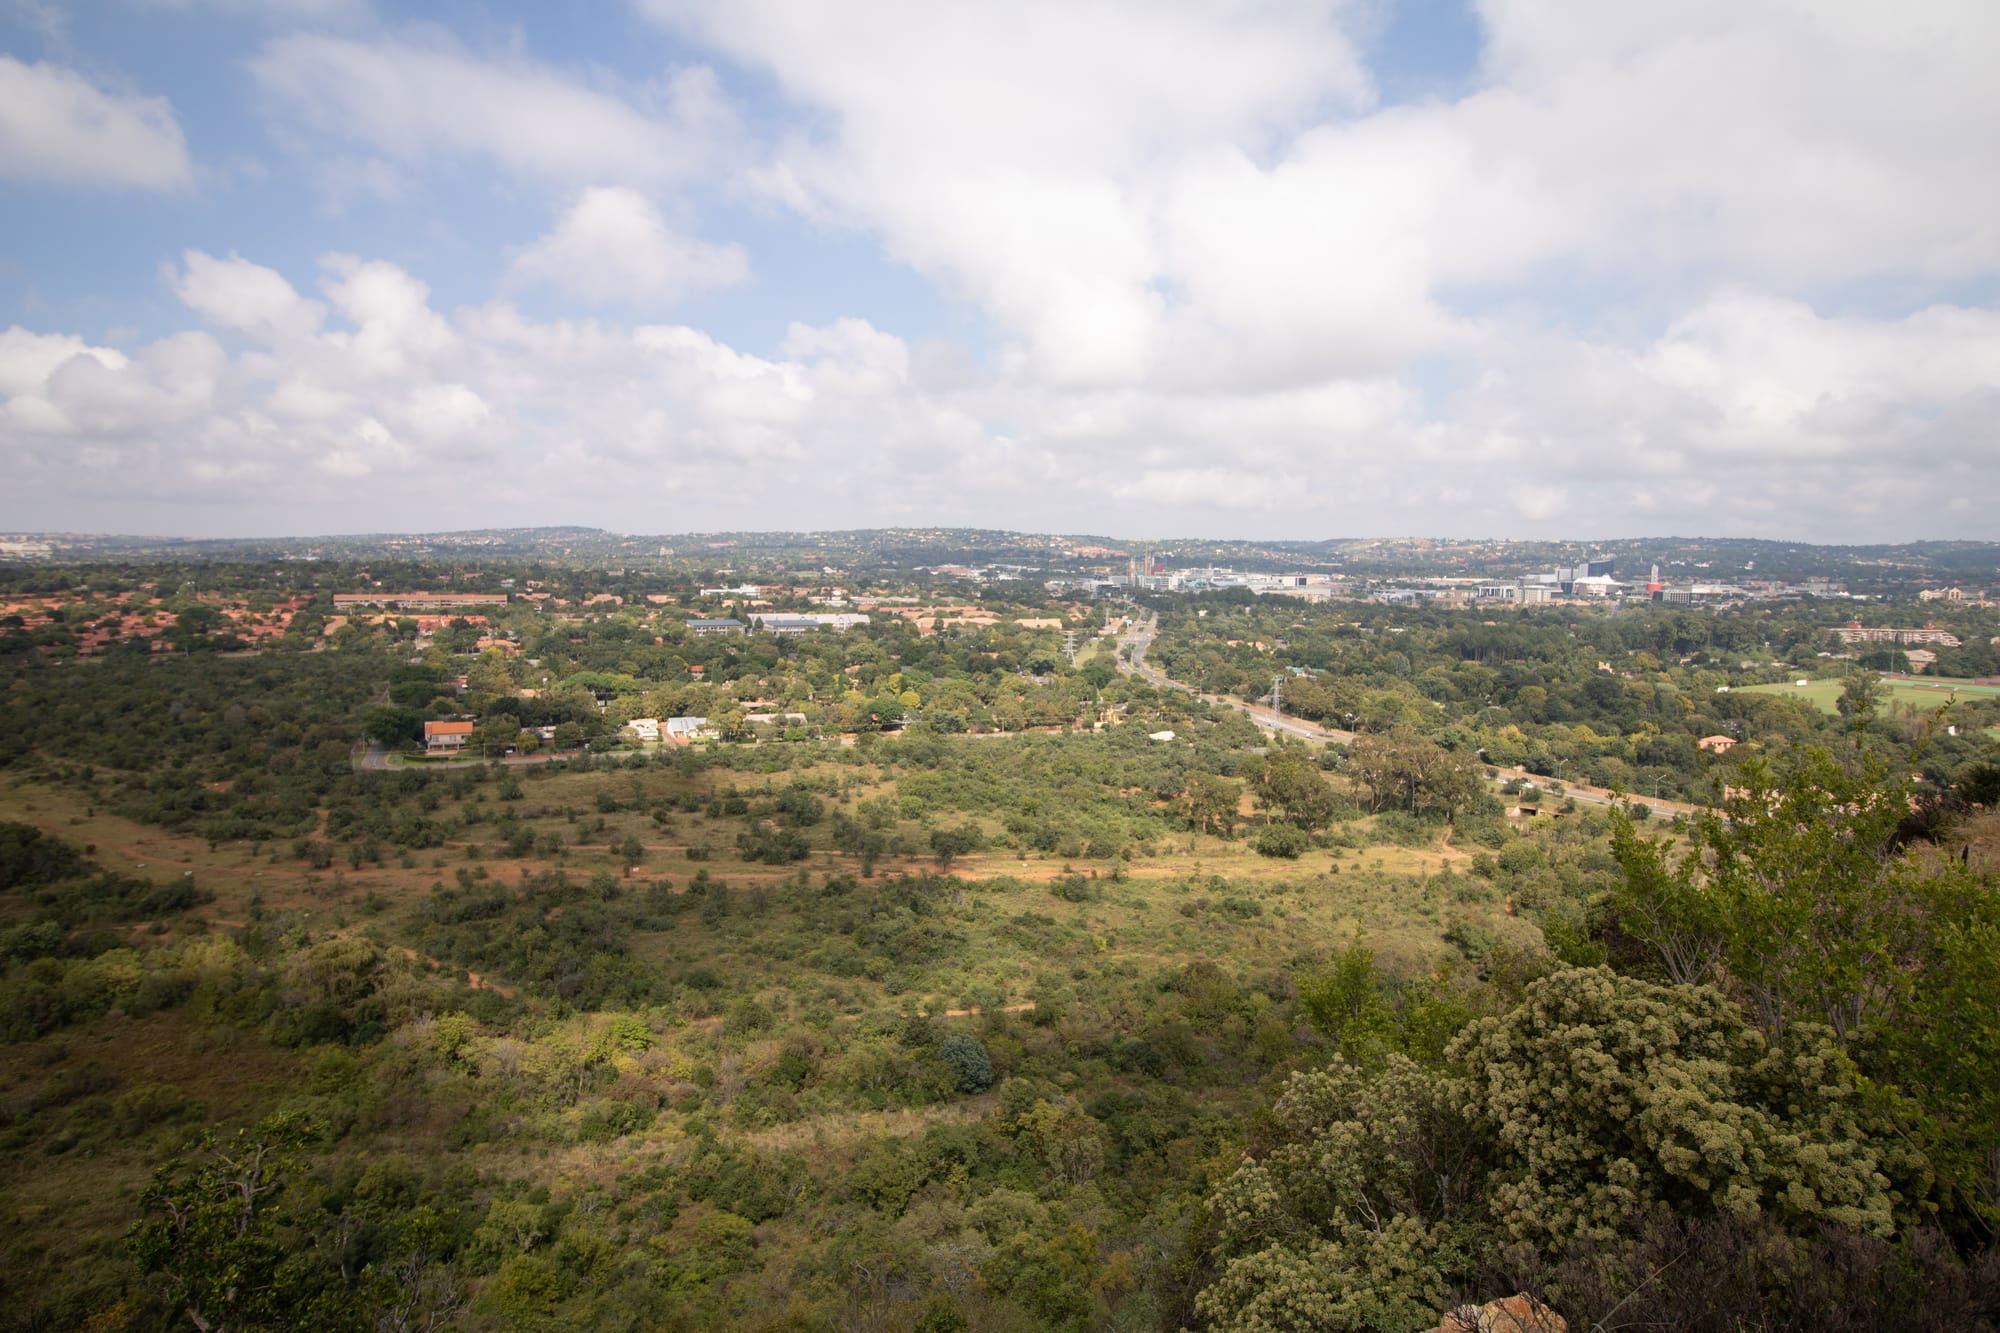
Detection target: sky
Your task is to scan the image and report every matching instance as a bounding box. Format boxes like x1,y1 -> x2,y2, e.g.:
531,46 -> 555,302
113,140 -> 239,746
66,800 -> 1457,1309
0,1 -> 1995,543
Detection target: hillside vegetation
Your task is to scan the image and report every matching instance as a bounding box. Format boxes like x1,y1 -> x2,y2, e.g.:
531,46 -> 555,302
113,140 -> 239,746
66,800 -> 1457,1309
0,561 -> 1996,1330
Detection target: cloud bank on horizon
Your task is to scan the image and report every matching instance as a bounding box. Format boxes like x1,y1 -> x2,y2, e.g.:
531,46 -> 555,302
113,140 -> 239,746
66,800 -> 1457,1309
0,1 -> 1994,541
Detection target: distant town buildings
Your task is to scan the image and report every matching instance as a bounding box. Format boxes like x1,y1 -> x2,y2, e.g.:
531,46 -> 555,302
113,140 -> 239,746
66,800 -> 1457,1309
748,612 -> 871,634
1835,622 -> 1962,648
1046,551 -> 1868,610
333,592 -> 507,611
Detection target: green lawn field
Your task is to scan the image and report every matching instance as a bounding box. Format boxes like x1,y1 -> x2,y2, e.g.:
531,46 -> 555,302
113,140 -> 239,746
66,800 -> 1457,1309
1738,675 -> 2000,714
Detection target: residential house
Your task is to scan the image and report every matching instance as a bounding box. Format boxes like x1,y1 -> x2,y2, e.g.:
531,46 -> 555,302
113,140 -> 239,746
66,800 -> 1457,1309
664,716 -> 715,742
424,720 -> 475,752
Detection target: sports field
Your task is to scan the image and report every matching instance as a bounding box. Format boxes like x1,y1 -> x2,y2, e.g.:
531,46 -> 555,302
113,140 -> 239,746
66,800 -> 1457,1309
1738,675 -> 2000,715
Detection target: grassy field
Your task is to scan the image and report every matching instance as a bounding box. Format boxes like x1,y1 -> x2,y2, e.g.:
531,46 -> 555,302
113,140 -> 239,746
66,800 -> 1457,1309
1738,674 -> 2000,715
0,755 -> 1508,1014
0,735 -> 1572,1329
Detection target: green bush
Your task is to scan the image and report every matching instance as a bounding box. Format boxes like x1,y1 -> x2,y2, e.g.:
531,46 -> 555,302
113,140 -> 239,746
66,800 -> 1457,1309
1251,823 -> 1311,858
938,1034 -> 994,1094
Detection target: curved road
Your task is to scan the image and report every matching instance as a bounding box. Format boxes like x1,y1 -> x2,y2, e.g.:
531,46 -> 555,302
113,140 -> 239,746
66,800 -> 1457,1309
1117,612 -> 1355,744
1114,611 -> 1702,817
355,741 -> 587,772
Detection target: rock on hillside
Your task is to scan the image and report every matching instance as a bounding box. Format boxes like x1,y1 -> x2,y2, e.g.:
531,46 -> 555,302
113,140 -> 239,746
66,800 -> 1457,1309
1424,1293 -> 1567,1333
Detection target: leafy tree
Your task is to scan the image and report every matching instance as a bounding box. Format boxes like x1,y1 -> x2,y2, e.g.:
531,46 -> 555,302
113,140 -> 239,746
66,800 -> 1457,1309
1250,822 -> 1311,858
0,822 -> 87,889
1181,772 -> 1243,838
1607,810 -> 1727,987
1837,671 -> 1885,728
1297,941 -> 1391,1059
361,706 -> 423,747
1344,728 -> 1484,821
1616,749 -> 1930,1041
938,1034 -> 994,1093
1249,751 -> 1338,831
1452,968 -> 1894,1246
1614,749 -> 2000,1229
929,825 -> 980,868
1195,969 -> 1897,1330
129,1112 -> 356,1332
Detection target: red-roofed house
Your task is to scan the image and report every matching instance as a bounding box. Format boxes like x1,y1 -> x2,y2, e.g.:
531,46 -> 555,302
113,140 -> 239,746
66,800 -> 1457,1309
424,720 -> 475,752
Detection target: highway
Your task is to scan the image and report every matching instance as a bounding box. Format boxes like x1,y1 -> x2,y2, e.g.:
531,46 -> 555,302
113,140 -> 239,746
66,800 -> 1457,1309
1116,612 -> 1356,744
1112,612 -> 1702,817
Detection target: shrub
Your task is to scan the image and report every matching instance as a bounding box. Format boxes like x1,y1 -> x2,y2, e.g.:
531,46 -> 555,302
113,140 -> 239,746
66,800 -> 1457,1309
1373,810 -> 1436,846
112,1083 -> 204,1134
1051,874 -> 1098,902
939,1034 -> 995,1093
1252,823 -> 1311,858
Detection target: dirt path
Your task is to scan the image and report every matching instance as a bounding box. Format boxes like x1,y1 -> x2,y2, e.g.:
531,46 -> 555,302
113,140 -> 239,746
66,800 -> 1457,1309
732,1097 -> 997,1152
397,947 -> 517,999
834,1000 -> 1036,1023
934,1000 -> 1036,1018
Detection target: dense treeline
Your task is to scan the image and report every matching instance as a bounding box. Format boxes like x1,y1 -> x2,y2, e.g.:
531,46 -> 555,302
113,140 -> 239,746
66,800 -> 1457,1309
1150,596 -> 2000,803
0,653 -> 387,840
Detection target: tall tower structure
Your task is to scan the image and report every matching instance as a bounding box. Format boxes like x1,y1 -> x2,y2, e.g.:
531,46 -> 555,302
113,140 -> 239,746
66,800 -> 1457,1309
1648,564 -> 1663,601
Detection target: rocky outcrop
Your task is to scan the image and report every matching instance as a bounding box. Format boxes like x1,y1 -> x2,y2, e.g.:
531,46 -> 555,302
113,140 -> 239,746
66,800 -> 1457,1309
1424,1292 -> 1567,1333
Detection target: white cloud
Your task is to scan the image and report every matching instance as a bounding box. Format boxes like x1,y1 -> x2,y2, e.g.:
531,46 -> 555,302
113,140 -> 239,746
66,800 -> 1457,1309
509,187 -> 748,307
636,0 -> 2000,397
1116,468 -> 1293,510
317,254 -> 459,379
170,251 -> 325,339
6,4 -> 2000,538
1509,484 -> 1568,522
0,56 -> 192,188
644,0 -> 1374,388
0,247 -> 1994,537
0,327 -> 128,398
1,251 -> 979,514
249,33 -> 737,188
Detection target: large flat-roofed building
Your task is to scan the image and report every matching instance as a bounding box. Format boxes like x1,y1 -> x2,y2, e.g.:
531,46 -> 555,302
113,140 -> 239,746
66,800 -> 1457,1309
750,612 -> 870,634
334,592 -> 508,611
686,618 -> 745,635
